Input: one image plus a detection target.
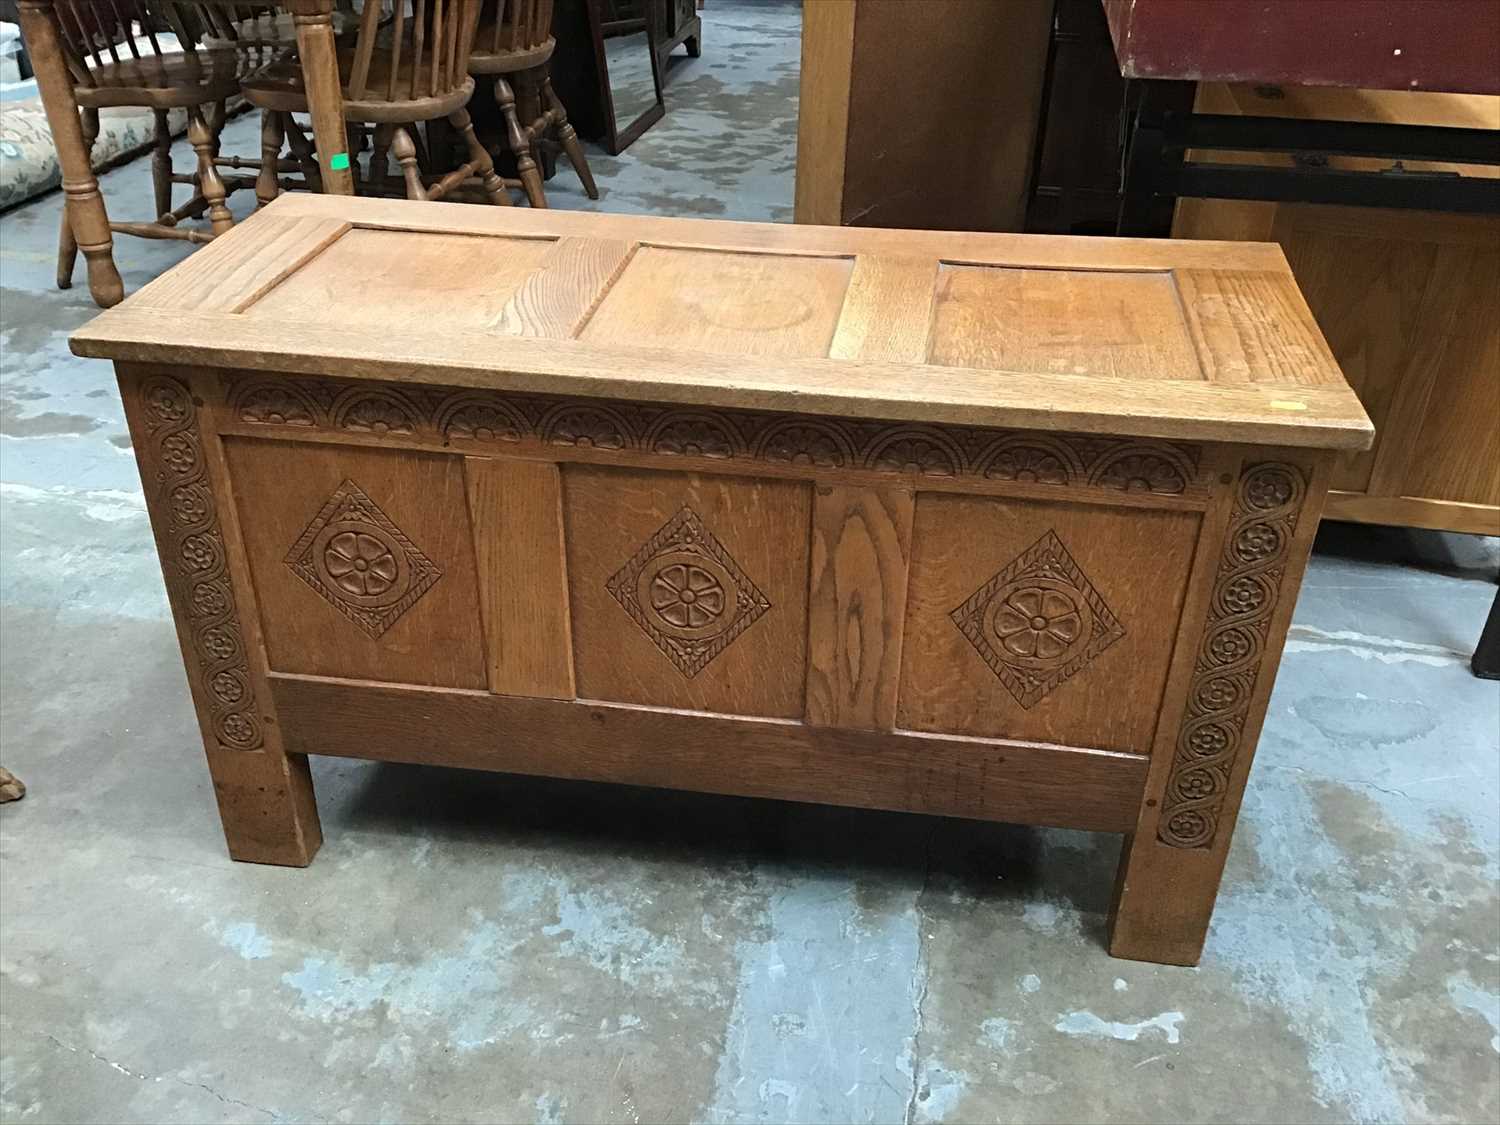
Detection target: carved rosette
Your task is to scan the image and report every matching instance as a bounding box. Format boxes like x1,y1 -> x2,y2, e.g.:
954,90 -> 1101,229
284,480 -> 442,638
1158,463 -> 1307,849
137,376 -> 263,752
606,507 -> 771,679
951,531 -> 1125,708
224,376 -> 1205,498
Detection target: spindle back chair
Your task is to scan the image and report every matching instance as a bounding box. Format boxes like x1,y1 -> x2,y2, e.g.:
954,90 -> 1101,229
41,0 -> 279,291
243,0 -> 509,205
468,0 -> 596,207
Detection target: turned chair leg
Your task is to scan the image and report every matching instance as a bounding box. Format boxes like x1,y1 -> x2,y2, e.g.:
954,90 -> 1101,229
56,106 -> 98,290
449,106 -> 511,206
496,77 -> 546,208
151,108 -> 173,219
188,109 -> 233,235
368,123 -> 394,192
284,117 -> 323,192
390,127 -> 427,201
542,75 -> 598,200
256,111 -> 285,208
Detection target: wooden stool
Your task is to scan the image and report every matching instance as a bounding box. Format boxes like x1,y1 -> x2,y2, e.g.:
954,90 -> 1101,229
468,0 -> 597,207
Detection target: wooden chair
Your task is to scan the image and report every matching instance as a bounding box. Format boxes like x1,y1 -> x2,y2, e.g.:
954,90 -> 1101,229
44,0 -> 273,290
243,0 -> 509,205
469,0 -> 597,207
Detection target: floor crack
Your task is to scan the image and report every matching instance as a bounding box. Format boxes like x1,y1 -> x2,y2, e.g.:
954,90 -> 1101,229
39,1030 -> 291,1122
903,826 -> 939,1125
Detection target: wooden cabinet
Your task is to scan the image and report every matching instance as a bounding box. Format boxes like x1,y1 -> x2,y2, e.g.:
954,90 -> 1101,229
74,195 -> 1370,966
1175,84 -> 1500,535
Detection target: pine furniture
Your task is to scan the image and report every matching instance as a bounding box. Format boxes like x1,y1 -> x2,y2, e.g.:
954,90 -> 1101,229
72,195 -> 1373,966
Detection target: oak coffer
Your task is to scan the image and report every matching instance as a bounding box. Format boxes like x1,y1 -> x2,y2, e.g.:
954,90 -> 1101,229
72,195 -> 1372,965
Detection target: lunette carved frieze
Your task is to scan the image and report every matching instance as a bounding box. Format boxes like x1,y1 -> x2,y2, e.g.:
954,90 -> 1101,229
223,375 -> 1207,498
136,375 -> 263,752
1158,463 -> 1307,849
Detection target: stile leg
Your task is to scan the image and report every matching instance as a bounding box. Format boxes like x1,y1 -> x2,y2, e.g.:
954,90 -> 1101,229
118,367 -> 321,865
543,75 -> 598,200
496,76 -> 546,208
1109,456 -> 1330,964
1473,584 -> 1500,680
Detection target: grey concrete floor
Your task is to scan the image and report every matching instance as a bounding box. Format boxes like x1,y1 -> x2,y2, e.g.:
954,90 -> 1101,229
2,3 -> 1499,1122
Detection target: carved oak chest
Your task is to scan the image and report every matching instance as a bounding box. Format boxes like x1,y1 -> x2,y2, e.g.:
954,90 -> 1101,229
72,195 -> 1372,965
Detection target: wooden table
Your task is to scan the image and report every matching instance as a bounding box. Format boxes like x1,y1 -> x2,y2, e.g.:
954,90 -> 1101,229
16,0 -> 353,310
73,196 -> 1372,966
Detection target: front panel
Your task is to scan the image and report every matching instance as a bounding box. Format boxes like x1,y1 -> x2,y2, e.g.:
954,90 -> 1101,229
206,371 -> 1225,769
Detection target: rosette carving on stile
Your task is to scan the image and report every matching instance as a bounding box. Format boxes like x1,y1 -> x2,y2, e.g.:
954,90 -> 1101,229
1158,463 -> 1307,849
137,376 -> 262,752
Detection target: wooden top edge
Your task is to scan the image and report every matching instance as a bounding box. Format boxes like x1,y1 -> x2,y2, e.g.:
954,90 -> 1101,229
72,307 -> 1375,450
258,193 -> 1296,272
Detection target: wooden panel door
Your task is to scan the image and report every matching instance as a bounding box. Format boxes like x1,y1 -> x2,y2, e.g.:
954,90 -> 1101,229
225,438 -> 488,689
562,465 -> 814,717
899,494 -> 1202,753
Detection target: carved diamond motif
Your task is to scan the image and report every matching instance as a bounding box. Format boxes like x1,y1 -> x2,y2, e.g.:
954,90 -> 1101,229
607,507 -> 771,679
951,530 -> 1124,708
285,479 -> 442,639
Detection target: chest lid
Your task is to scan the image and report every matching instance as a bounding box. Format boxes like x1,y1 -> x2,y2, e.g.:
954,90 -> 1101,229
71,194 -> 1372,450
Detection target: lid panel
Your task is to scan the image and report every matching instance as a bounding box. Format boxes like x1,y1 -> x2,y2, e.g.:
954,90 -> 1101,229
930,265 -> 1204,380
244,229 -> 555,332
579,246 -> 856,359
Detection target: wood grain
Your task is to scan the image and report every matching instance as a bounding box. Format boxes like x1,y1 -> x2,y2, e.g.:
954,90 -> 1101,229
930,264 -> 1203,380
465,457 -> 576,699
1109,453 -> 1332,966
580,246 -> 856,359
73,310 -> 1373,450
244,229 -> 555,332
117,364 -> 320,865
805,485 -> 914,731
222,437 -> 488,689
271,673 -> 1150,833
828,255 -> 938,364
496,237 -> 636,338
898,493 -> 1202,753
562,465 -> 813,718
792,0 -> 856,226
131,213 -> 352,313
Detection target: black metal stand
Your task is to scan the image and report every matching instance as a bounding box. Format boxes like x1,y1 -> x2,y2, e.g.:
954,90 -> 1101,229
1474,586 -> 1500,681
1116,78 -> 1500,237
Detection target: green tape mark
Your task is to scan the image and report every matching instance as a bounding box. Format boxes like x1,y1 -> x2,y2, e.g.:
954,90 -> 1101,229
328,152 -> 351,171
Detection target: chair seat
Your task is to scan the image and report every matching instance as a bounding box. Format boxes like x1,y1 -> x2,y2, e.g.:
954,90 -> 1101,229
468,29 -> 554,74
241,51 -> 474,124
74,48 -> 263,110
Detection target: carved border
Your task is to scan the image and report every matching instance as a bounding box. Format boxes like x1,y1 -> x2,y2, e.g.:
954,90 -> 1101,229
136,375 -> 263,753
1158,462 -> 1308,849
224,375 -> 1207,498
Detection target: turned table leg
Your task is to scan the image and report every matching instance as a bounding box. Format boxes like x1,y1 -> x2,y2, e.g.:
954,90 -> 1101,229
1110,456 -> 1329,964
119,367 -> 321,865
19,0 -> 123,307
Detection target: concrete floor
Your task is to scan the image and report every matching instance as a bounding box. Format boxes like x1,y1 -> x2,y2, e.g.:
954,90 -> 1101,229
2,3 -> 1498,1122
